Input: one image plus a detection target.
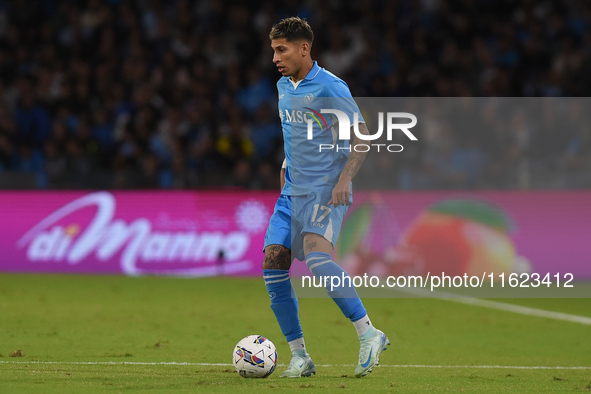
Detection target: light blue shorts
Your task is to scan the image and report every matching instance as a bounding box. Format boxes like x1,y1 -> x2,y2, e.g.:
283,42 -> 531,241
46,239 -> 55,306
264,189 -> 349,261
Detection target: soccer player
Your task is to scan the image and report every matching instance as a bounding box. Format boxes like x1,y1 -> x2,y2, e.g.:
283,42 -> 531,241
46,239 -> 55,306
262,17 -> 389,378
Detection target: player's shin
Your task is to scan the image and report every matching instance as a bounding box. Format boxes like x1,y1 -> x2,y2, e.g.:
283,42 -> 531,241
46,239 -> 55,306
263,269 -> 306,354
305,252 -> 373,337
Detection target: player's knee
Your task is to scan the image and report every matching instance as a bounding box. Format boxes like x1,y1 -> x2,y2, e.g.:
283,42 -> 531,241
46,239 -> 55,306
262,245 -> 292,270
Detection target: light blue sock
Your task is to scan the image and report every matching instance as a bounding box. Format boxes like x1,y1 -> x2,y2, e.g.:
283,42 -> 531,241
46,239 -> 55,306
305,251 -> 367,322
263,269 -> 303,342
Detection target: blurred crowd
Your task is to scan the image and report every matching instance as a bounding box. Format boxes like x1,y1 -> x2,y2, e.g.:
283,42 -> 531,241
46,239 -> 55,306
0,0 -> 590,190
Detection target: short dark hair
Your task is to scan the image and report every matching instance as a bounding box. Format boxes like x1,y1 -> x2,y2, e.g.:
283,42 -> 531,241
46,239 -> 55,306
269,17 -> 314,44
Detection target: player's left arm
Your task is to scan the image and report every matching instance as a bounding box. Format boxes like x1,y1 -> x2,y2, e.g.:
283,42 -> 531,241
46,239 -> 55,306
328,122 -> 369,207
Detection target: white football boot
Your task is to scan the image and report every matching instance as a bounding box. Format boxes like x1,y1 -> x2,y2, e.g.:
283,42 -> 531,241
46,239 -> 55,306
355,327 -> 390,377
280,350 -> 316,378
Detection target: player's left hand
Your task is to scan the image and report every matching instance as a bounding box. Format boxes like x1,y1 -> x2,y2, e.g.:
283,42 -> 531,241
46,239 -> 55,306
328,178 -> 351,207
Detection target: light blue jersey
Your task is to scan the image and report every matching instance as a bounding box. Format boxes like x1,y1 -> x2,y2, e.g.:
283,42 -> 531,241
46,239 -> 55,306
277,61 -> 363,196
265,61 -> 363,258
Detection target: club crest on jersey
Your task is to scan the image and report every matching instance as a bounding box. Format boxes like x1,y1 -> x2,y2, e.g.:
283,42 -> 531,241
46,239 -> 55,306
304,93 -> 314,104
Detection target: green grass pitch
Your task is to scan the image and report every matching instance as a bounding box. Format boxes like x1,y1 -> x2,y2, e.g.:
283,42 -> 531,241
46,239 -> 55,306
0,274 -> 590,392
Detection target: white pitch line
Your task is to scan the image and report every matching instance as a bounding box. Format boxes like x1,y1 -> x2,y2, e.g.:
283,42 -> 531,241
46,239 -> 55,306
445,297 -> 591,325
0,361 -> 229,366
0,361 -> 589,370
400,287 -> 591,325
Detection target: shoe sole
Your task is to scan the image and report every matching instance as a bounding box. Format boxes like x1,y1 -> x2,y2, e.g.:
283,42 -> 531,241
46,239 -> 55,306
280,365 -> 316,378
301,367 -> 316,377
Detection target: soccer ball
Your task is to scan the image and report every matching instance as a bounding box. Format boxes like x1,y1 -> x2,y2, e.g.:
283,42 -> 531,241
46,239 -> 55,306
232,335 -> 278,378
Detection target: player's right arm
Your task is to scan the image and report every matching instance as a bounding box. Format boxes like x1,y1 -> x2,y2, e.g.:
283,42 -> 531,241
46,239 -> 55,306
280,158 -> 286,191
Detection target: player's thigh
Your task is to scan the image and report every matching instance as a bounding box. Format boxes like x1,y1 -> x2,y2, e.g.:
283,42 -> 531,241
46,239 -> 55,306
303,232 -> 333,256
264,194 -> 307,262
262,244 -> 292,270
264,196 -> 291,251
298,191 -> 347,255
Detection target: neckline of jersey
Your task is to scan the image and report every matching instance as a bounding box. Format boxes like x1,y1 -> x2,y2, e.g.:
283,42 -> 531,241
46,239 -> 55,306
287,61 -> 321,89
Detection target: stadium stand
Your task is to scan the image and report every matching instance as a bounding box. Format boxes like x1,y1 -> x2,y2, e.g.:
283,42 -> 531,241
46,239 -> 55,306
0,0 -> 589,189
